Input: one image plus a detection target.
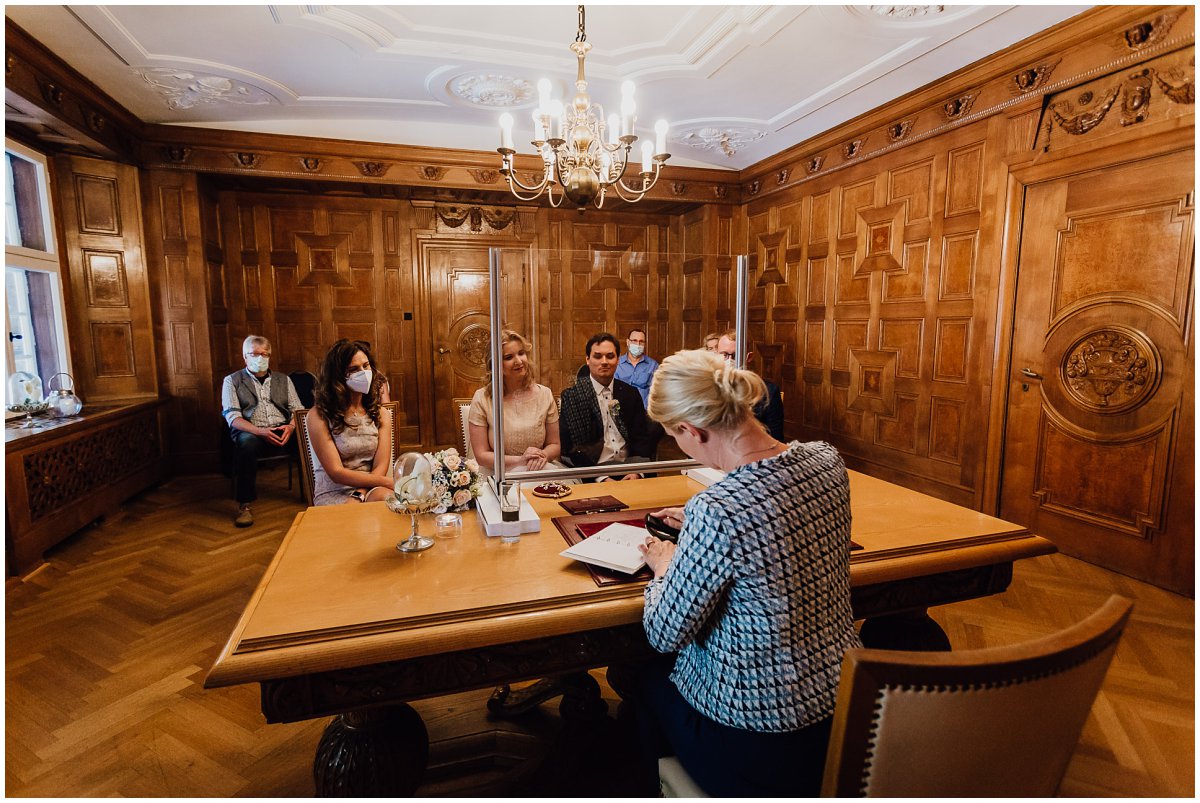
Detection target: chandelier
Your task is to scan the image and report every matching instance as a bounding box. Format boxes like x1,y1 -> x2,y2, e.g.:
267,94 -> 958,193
497,5 -> 670,209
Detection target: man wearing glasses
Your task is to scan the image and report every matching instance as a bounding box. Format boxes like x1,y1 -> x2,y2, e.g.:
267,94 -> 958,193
714,331 -> 785,441
220,335 -> 303,527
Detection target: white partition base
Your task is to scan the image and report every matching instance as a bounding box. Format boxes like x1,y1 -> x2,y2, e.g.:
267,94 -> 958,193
475,483 -> 541,537
683,467 -> 726,487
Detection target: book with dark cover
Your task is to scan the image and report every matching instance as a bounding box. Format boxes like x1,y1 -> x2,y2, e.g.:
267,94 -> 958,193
558,495 -> 629,516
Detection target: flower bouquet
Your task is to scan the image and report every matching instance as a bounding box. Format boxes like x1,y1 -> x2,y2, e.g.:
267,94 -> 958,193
425,447 -> 483,513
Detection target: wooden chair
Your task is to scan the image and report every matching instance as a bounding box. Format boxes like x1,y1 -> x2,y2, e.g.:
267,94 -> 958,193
658,595 -> 1133,798
453,398 -> 472,458
219,415 -> 296,498
294,402 -> 398,506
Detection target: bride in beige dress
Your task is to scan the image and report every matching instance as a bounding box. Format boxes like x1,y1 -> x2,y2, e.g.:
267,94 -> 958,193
467,330 -> 568,476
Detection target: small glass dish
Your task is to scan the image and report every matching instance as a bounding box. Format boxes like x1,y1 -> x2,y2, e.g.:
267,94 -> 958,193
434,512 -> 462,538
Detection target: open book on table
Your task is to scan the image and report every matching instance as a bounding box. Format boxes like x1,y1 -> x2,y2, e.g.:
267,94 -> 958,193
559,521 -> 649,575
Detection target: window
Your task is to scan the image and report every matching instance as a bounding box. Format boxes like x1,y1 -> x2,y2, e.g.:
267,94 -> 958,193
5,139 -> 71,406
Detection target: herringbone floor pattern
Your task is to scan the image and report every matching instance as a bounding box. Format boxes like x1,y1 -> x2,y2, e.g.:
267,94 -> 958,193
5,469 -> 1194,796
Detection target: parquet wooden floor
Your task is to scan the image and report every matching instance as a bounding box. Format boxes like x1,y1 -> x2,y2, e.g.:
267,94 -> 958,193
5,468 -> 1194,797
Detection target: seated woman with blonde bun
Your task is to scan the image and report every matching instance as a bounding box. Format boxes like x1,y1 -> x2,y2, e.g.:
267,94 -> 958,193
306,339 -> 394,505
468,329 -> 571,477
628,348 -> 861,797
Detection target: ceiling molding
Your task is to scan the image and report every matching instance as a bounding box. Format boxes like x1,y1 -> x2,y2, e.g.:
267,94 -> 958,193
739,4 -> 1195,197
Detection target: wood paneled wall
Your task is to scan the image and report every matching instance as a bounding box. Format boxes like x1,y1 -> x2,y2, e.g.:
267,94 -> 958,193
53,155 -> 158,403
140,169 -> 216,472
740,121 -> 1004,506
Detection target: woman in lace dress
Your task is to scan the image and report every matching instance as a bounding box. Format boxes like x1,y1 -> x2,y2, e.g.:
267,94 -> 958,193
307,339 -> 393,505
467,330 -> 567,476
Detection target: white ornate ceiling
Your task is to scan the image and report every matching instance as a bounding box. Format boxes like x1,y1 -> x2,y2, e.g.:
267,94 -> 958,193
6,4 -> 1088,171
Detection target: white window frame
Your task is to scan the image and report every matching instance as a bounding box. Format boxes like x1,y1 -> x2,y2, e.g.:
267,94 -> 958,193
4,138 -> 73,388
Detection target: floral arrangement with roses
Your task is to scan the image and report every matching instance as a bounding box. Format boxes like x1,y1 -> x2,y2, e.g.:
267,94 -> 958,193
425,447 -> 483,513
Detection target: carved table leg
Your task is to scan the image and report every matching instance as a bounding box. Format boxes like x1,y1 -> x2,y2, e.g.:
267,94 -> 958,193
487,671 -> 607,720
859,608 -> 952,651
313,704 -> 429,797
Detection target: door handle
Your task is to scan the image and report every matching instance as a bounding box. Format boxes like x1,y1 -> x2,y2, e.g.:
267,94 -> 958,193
437,347 -> 452,354
1020,368 -> 1043,380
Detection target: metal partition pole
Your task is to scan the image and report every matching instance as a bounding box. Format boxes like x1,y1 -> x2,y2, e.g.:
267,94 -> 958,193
734,254 -> 749,368
488,247 -> 505,490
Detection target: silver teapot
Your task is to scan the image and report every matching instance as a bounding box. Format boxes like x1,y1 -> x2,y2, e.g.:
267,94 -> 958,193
46,372 -> 83,417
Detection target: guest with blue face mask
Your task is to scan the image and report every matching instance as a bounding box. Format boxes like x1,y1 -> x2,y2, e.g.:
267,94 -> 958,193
221,335 -> 304,528
615,327 -> 659,409
305,339 -> 394,505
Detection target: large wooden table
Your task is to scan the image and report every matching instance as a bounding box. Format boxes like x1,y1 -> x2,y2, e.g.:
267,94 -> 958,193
206,473 -> 1053,795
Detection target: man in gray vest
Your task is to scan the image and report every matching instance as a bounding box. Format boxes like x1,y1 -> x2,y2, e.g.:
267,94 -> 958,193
221,335 -> 302,527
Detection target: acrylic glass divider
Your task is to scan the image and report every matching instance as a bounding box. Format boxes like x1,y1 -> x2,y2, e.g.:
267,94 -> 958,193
486,247 -> 750,490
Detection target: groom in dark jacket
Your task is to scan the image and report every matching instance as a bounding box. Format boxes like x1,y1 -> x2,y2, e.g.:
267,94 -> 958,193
559,332 -> 656,480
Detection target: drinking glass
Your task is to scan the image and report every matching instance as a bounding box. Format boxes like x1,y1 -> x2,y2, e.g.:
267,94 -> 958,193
498,479 -> 521,542
434,512 -> 462,538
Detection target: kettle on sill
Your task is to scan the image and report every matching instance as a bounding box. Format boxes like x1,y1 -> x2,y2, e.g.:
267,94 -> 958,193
46,372 -> 83,417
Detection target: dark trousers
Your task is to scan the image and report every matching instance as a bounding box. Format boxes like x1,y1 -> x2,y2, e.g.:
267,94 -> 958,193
629,653 -> 833,797
231,430 -> 292,504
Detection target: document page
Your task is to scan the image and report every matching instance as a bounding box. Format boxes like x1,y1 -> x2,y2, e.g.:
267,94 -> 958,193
560,522 -> 649,575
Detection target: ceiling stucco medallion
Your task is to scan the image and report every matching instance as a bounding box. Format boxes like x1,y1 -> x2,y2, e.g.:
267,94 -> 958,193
870,5 -> 946,18
135,68 -> 276,111
675,126 -> 767,158
448,74 -> 534,108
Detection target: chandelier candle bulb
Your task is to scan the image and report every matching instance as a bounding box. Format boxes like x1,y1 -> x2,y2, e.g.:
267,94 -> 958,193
608,113 -> 620,145
499,113 -> 514,150
532,110 -> 546,142
641,140 -> 654,173
537,78 -> 552,112
549,99 -> 564,141
655,119 -> 668,155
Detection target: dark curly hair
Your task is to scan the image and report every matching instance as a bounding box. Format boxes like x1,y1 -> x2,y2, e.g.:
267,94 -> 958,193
314,339 -> 381,434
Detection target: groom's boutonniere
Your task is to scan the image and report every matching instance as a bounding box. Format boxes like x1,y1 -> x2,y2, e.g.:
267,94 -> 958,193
607,397 -> 621,418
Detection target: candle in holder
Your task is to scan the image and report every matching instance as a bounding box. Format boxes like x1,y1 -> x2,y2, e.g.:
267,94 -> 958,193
499,113 -> 514,150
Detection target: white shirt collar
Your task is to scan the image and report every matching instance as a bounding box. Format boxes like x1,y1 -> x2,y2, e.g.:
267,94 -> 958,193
590,375 -> 613,397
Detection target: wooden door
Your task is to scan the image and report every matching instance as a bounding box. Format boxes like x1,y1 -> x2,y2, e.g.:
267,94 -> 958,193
420,240 -> 532,449
1000,150 -> 1194,594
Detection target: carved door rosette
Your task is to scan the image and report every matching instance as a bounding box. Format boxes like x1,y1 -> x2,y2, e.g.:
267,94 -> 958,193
453,323 -> 492,380
1061,327 -> 1161,414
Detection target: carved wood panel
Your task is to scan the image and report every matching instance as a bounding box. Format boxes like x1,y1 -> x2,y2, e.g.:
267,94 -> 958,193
22,416 -> 160,520
140,169 -> 218,472
538,208 -> 685,398
212,193 -> 424,449
756,124 -> 997,505
1000,149 -> 1194,594
54,155 -> 158,402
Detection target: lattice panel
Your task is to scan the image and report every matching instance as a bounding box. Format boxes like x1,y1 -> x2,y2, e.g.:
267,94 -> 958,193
23,418 -> 160,521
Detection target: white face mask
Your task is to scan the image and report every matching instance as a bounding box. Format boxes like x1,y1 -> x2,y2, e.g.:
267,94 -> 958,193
346,369 -> 373,394
628,343 -> 644,358
246,354 -> 269,373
